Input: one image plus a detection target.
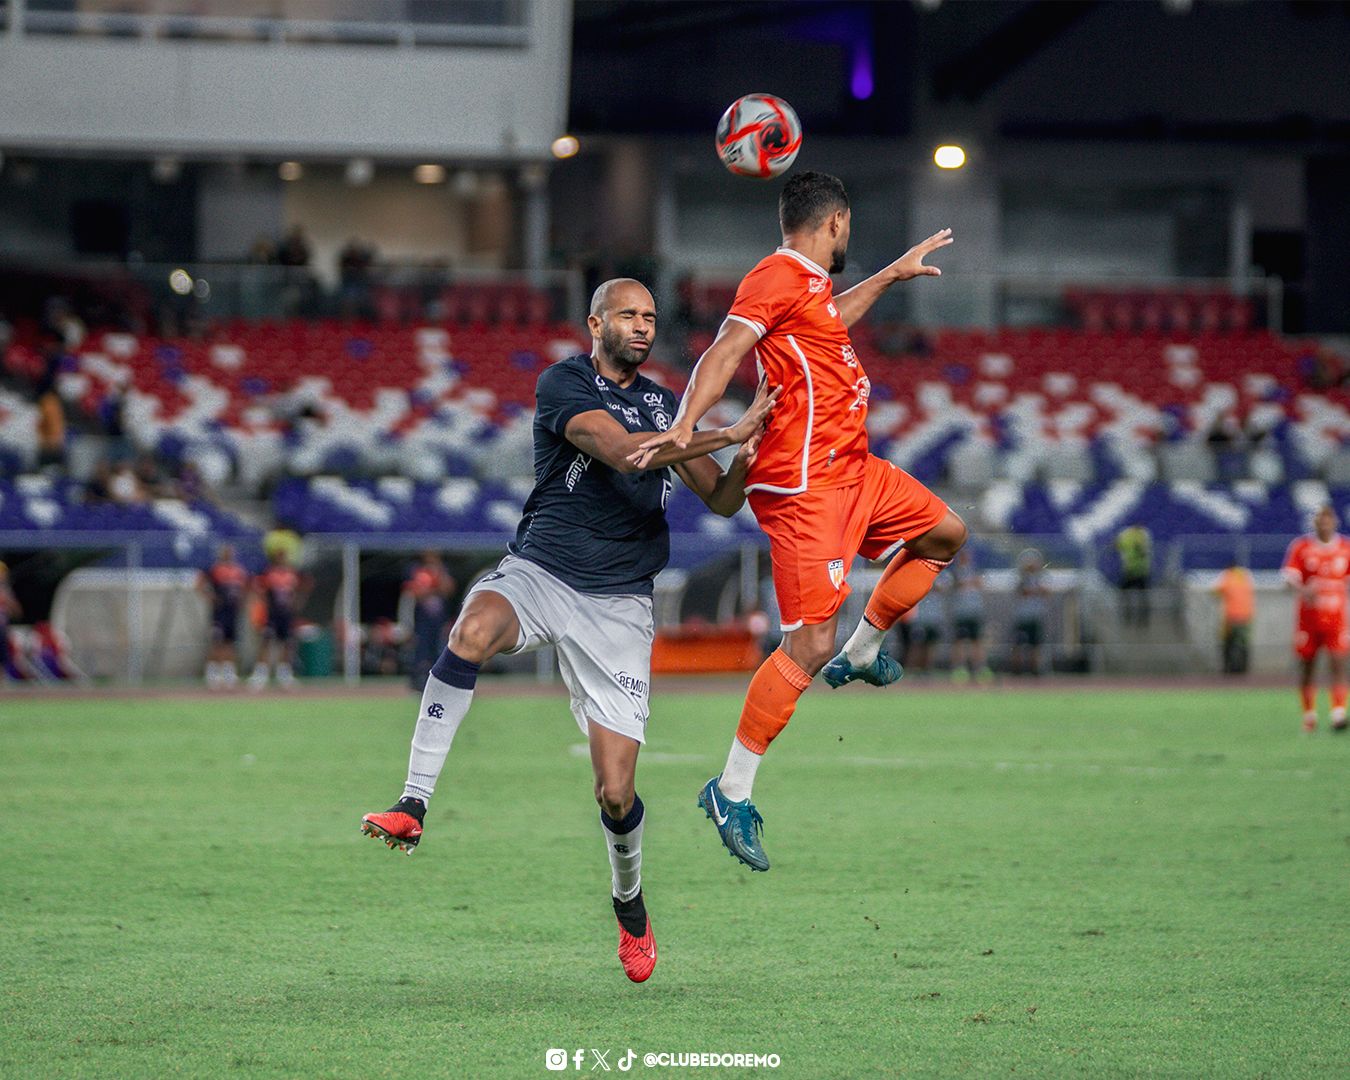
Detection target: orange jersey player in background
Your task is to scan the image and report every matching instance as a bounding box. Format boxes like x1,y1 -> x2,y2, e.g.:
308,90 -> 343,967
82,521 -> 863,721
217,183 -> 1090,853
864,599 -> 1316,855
632,171 -> 966,871
1282,504 -> 1350,733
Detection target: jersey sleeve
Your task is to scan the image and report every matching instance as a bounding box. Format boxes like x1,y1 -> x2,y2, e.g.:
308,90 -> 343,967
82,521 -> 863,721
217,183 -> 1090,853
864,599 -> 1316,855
534,361 -> 605,437
726,258 -> 800,339
1281,540 -> 1304,585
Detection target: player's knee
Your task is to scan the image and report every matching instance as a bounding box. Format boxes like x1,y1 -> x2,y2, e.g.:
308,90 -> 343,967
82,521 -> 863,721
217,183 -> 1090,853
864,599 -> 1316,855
912,511 -> 968,562
448,611 -> 498,663
783,628 -> 836,676
594,777 -> 634,820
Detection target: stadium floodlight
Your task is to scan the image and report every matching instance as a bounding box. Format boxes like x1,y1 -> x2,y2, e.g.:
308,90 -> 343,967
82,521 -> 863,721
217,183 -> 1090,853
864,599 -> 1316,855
933,144 -> 967,170
168,269 -> 193,296
345,158 -> 374,186
278,161 -> 303,181
413,163 -> 447,184
551,135 -> 580,160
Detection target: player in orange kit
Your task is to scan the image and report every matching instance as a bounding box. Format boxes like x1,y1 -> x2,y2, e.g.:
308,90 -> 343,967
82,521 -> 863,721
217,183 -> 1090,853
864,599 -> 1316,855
632,172 -> 966,870
1282,504 -> 1350,733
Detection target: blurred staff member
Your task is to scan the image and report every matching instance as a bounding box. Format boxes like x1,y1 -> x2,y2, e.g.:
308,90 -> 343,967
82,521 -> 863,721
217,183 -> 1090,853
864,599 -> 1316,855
950,549 -> 992,684
1116,523 -> 1153,626
405,551 -> 456,691
249,549 -> 310,691
35,328 -> 66,467
1212,561 -> 1254,675
1011,549 -> 1049,677
0,561 -> 22,680
901,593 -> 942,676
198,544 -> 248,690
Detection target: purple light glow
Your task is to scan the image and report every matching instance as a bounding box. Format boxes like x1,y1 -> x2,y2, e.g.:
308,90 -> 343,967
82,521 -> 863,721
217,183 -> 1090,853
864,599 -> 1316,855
850,40 -> 873,100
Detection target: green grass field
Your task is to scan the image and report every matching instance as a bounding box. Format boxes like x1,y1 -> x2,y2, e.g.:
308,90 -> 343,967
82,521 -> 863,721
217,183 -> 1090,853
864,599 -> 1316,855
2,683 -> 1347,1078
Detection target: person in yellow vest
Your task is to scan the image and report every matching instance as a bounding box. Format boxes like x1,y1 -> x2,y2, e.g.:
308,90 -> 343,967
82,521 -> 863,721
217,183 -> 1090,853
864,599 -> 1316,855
1116,524 -> 1153,626
1212,562 -> 1254,675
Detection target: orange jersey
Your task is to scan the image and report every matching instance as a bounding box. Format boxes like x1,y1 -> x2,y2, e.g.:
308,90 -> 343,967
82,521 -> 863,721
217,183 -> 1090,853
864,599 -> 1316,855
727,247 -> 871,494
1214,567 -> 1254,624
1282,535 -> 1350,621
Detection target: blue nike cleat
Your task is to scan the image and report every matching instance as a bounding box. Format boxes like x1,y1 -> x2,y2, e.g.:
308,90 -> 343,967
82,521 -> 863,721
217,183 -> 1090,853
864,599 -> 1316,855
697,776 -> 769,872
821,650 -> 904,689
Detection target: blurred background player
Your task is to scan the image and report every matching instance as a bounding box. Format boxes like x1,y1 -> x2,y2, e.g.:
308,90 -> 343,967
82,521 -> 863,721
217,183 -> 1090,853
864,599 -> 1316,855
359,278 -> 778,982
1010,549 -> 1049,677
949,549 -> 992,684
404,551 -> 456,692
0,561 -> 22,681
249,549 -> 308,690
633,172 -> 964,872
199,543 -> 247,690
1281,505 -> 1350,732
1212,560 -> 1255,676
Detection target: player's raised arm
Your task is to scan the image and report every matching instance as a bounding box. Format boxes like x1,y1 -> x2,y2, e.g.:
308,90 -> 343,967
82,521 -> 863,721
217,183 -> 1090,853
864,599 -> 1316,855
834,228 -> 953,328
630,318 -> 761,465
564,379 -> 777,476
674,423 -> 764,518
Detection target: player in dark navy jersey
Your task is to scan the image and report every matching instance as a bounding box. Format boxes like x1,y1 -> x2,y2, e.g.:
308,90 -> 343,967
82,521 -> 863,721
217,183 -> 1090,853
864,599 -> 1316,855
361,278 -> 778,982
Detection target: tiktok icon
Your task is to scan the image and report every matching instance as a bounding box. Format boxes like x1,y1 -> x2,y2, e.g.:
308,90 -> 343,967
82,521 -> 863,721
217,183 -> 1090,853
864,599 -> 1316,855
617,1049 -> 636,1072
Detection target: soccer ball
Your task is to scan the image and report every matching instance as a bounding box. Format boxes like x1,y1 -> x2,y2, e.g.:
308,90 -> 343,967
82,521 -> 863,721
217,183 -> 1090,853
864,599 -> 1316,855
715,94 -> 802,179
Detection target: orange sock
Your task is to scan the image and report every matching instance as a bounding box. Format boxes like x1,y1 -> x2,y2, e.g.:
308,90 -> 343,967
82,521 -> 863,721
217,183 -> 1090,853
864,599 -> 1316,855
863,550 -> 950,630
736,648 -> 813,754
1301,686 -> 1316,713
1333,684 -> 1347,711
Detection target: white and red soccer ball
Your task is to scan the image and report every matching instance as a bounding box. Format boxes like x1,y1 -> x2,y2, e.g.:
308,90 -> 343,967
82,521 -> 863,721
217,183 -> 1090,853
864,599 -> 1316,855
715,94 -> 802,179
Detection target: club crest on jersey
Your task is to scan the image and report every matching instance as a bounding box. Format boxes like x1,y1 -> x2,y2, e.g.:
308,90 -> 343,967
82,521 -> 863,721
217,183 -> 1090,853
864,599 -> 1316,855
653,410 -> 670,431
827,558 -> 846,590
808,277 -> 827,293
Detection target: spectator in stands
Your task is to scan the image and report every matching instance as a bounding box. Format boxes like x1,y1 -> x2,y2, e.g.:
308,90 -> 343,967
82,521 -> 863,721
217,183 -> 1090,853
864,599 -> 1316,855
404,550 -> 456,692
0,561 -> 22,681
107,463 -> 145,505
134,453 -> 174,499
34,326 -> 66,468
338,238 -> 378,320
199,543 -> 248,690
1011,549 -> 1049,677
277,226 -> 312,268
1116,523 -> 1153,626
1212,561 -> 1254,676
249,234 -> 277,264
249,548 -> 310,691
949,549 -> 992,684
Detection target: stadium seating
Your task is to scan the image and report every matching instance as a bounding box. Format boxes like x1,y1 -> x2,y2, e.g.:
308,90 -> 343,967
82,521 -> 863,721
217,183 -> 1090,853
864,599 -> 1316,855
5,316 -> 1347,570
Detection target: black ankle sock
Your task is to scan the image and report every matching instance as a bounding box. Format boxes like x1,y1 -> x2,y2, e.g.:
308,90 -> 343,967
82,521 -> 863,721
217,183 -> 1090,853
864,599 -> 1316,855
395,796 -> 426,823
612,892 -> 647,936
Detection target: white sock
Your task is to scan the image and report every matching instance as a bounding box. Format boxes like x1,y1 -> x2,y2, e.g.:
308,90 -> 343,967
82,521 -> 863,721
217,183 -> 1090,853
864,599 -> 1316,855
718,738 -> 764,803
205,661 -> 220,685
843,616 -> 887,668
222,663 -> 239,687
1333,706 -> 1346,723
402,651 -> 479,804
600,795 -> 644,901
276,662 -> 295,683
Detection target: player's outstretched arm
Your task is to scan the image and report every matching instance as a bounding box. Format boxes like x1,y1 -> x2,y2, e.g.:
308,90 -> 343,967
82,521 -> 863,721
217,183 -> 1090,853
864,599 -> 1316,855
631,318 -> 760,466
563,380 -> 776,476
835,228 -> 953,328
675,425 -> 763,517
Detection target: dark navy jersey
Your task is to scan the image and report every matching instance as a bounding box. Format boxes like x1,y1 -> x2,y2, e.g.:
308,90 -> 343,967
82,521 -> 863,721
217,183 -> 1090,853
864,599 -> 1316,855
511,355 -> 679,596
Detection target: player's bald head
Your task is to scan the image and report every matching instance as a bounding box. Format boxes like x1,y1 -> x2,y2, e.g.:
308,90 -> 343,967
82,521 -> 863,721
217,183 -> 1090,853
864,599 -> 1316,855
590,278 -> 653,319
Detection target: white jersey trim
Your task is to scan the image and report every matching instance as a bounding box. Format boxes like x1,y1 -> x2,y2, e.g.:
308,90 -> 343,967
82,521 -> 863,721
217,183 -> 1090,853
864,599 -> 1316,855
775,246 -> 830,278
744,332 -> 813,496
725,313 -> 766,338
780,619 -> 804,633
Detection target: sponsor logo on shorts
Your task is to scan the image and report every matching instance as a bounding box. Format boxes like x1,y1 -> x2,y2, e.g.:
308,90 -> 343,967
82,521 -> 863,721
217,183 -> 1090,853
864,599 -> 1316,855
827,558 -> 846,590
615,671 -> 648,699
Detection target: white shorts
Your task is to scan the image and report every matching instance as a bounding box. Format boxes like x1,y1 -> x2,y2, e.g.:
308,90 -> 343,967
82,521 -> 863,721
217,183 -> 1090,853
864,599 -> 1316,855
467,554 -> 654,743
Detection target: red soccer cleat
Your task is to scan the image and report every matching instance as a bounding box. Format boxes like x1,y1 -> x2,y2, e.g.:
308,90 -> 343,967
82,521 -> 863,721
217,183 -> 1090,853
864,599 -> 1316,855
360,797 -> 425,855
614,893 -> 657,983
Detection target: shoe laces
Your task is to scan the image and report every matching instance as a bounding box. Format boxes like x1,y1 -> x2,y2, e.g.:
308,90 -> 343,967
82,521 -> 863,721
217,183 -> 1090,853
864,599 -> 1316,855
730,800 -> 764,844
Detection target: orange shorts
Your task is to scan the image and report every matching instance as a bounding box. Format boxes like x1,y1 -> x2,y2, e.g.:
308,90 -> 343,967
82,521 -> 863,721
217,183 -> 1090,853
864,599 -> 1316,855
1295,613 -> 1349,661
748,454 -> 949,631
